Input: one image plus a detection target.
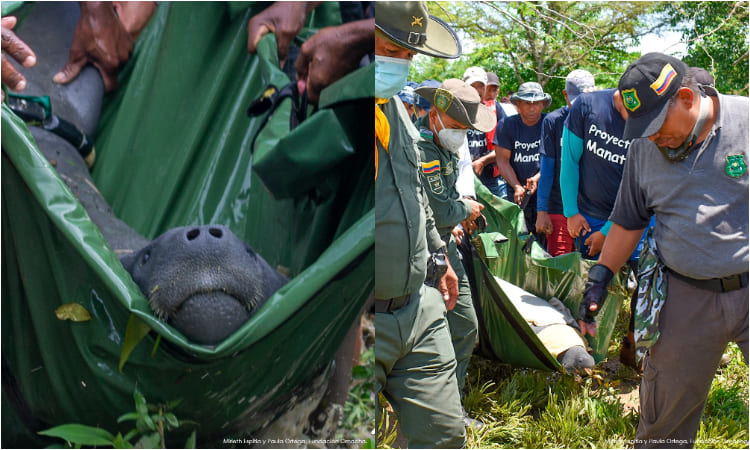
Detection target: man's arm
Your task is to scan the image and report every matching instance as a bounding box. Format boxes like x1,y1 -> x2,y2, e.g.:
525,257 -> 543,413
495,146 -> 524,204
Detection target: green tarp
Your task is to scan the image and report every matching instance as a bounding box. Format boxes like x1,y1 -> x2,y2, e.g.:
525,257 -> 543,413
2,2 -> 373,446
470,180 -> 631,370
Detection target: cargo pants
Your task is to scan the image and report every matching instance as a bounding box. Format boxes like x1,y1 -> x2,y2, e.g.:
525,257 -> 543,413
446,235 -> 479,393
375,284 -> 466,449
635,273 -> 748,449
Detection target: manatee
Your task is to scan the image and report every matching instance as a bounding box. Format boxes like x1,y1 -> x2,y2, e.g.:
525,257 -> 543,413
12,2 -> 287,345
494,277 -> 595,372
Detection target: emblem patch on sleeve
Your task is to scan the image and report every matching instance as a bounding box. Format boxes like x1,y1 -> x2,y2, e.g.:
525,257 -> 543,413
726,154 -> 747,178
421,160 -> 440,174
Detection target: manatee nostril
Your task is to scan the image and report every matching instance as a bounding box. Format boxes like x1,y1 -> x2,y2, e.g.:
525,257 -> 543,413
209,227 -> 223,239
186,228 -> 200,241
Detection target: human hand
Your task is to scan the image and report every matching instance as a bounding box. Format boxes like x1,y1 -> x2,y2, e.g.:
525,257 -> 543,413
451,226 -> 464,243
513,185 -> 526,205
472,159 -> 483,175
567,213 -> 591,238
54,2 -> 134,92
247,1 -> 309,68
1,16 -> 36,101
112,2 -> 156,40
584,230 -> 606,256
526,175 -> 539,194
535,211 -> 553,235
295,18 -> 373,106
438,261 -> 459,310
578,263 -> 613,336
466,199 -> 484,221
461,218 -> 477,236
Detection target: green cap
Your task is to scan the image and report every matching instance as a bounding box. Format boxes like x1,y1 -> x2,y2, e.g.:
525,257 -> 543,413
415,78 -> 496,132
375,2 -> 461,59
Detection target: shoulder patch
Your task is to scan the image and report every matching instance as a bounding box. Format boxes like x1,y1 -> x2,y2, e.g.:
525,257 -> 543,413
421,160 -> 440,174
420,128 -> 433,140
726,154 -> 747,178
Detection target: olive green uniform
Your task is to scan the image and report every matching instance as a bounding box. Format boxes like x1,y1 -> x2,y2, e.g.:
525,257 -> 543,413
375,98 -> 466,448
415,115 -> 479,393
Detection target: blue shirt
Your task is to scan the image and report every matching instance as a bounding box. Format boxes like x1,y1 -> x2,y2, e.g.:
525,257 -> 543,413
561,89 -> 631,222
466,129 -> 495,184
494,113 -> 545,184
537,106 -> 568,215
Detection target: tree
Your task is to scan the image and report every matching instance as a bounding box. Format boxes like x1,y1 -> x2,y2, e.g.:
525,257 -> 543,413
663,1 -> 749,95
411,2 -> 666,109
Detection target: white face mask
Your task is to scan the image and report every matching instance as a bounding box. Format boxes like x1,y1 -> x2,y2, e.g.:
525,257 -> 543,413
434,112 -> 468,154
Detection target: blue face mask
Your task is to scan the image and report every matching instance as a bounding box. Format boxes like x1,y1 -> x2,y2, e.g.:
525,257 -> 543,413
375,55 -> 411,99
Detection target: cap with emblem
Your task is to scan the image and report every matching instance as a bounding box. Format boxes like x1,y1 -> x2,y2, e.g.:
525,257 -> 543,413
462,66 -> 488,87
510,82 -> 552,108
375,2 -> 461,59
565,69 -> 595,104
618,52 -> 687,139
415,78 -> 496,132
415,79 -> 440,111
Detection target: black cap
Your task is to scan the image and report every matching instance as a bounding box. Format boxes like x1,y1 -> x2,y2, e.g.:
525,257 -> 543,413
618,53 -> 687,139
375,2 -> 461,59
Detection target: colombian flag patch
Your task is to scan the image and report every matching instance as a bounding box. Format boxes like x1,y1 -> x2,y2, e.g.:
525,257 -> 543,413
650,64 -> 677,96
422,160 -> 440,174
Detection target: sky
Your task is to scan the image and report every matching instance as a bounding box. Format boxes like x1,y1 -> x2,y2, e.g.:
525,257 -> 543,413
634,30 -> 688,57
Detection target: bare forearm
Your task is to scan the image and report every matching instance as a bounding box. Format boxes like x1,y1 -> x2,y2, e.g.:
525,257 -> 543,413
598,223 -> 644,272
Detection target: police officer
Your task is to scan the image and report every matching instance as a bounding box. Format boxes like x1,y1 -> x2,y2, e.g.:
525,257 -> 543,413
581,53 -> 748,448
374,2 -> 467,447
414,79 -> 494,424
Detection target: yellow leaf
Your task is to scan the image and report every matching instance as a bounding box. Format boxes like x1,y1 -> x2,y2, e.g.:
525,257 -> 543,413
119,314 -> 152,371
55,303 -> 91,322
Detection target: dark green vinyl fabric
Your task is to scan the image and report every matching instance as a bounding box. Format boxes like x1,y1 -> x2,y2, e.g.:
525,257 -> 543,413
2,2 -> 373,446
470,181 -> 631,370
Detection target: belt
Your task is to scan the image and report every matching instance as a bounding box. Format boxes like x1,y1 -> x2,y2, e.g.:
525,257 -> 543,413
667,269 -> 749,293
374,294 -> 412,313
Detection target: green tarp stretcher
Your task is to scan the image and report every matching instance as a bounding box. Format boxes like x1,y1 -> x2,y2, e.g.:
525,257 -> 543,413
469,181 -> 631,371
2,2 -> 373,446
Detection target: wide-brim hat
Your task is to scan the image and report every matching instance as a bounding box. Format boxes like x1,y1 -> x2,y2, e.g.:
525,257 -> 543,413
415,78 -> 496,132
375,2 -> 461,59
510,82 -> 552,108
618,53 -> 687,139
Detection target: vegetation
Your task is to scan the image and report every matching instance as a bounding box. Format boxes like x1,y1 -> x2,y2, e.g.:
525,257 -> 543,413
39,388 -> 196,449
411,1 -> 749,109
376,300 -> 749,449
661,1 -> 749,95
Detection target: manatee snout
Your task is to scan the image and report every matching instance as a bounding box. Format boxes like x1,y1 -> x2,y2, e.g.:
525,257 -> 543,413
558,345 -> 595,372
120,225 -> 288,345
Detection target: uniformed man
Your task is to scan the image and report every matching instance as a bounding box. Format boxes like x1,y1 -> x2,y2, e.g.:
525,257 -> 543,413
374,2 -> 467,447
413,79 -> 494,424
581,53 -> 748,448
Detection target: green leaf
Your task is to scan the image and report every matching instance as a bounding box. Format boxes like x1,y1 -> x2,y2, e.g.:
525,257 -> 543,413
112,433 -> 134,449
55,303 -> 91,322
164,413 -> 179,429
184,430 -> 197,449
117,412 -> 139,423
119,314 -> 152,371
134,432 -> 161,449
38,424 -> 115,446
134,389 -> 148,417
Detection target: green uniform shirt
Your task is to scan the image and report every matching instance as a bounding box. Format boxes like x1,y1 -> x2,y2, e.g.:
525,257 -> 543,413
375,98 -> 444,299
415,115 -> 473,240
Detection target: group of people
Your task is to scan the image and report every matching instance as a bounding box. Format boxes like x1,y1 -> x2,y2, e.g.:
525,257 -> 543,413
3,1 -> 746,449
375,1 -> 747,449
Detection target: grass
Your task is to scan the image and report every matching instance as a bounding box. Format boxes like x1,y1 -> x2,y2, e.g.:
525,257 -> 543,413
377,299 -> 749,449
